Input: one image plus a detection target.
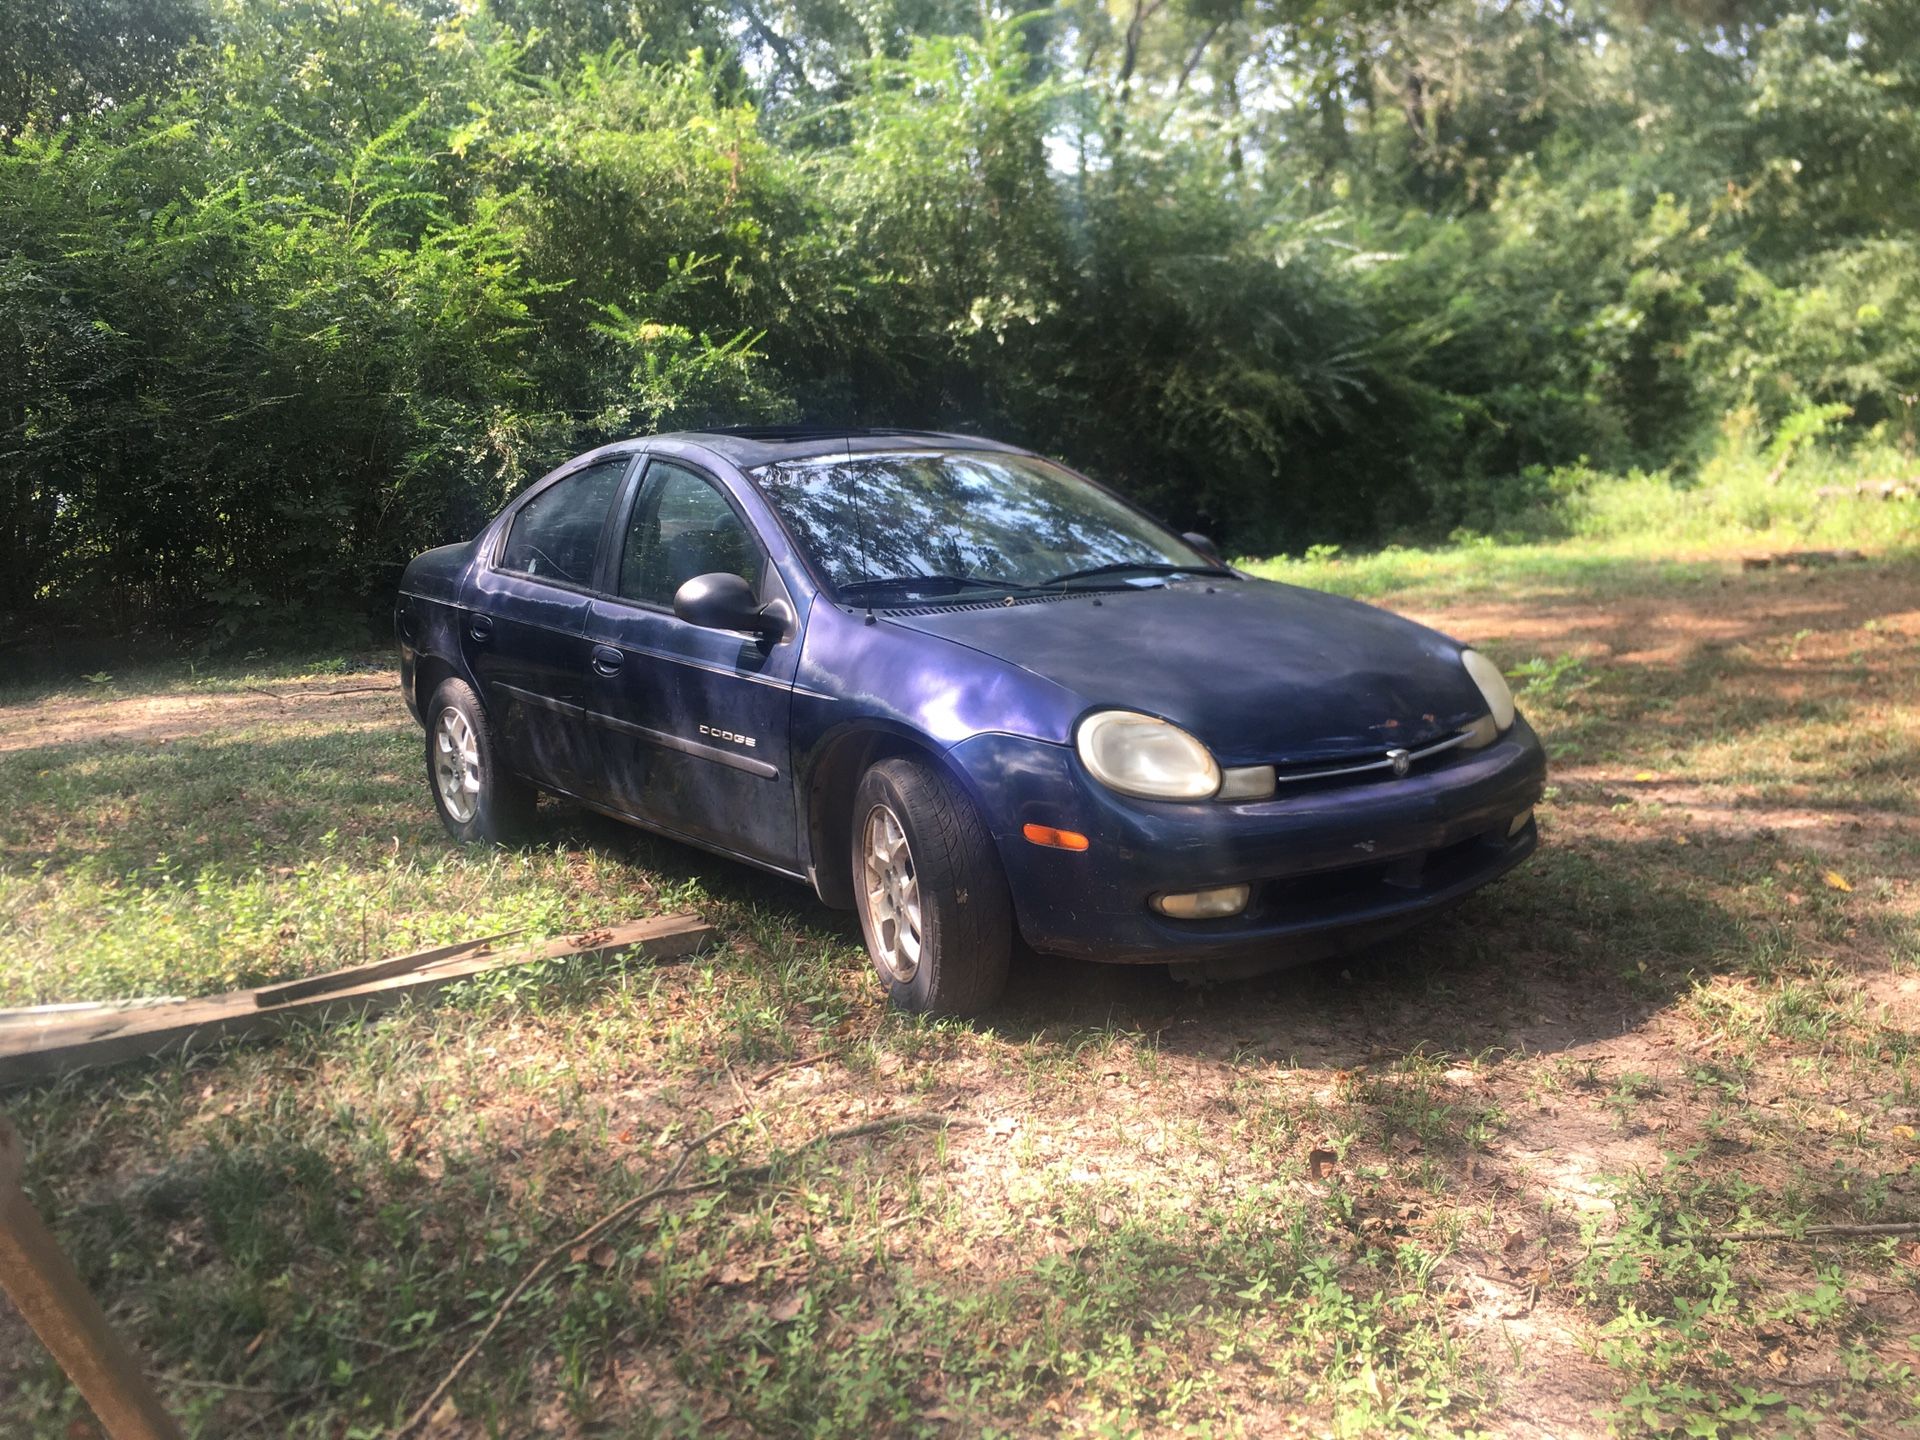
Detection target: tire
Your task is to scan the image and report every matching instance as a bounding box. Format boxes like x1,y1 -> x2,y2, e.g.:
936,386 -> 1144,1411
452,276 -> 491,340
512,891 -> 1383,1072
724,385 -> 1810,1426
424,678 -> 536,846
851,756 -> 1013,1017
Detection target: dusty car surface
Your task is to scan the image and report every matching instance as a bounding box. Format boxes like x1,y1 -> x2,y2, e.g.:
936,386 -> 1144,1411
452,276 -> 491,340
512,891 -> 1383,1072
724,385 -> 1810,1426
396,427 -> 1546,1014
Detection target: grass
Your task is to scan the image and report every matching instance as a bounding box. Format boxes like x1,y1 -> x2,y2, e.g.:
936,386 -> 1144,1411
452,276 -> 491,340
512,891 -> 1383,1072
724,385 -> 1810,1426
1240,426 -> 1920,604
2,517 -> 1919,1435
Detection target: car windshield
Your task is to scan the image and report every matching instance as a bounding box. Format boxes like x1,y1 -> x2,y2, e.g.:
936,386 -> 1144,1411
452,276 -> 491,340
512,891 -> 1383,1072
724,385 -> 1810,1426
749,449 -> 1218,600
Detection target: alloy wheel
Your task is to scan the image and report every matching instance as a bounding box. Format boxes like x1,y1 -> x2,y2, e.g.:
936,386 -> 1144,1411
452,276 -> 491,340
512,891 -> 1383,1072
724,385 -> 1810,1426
862,803 -> 923,983
433,707 -> 482,824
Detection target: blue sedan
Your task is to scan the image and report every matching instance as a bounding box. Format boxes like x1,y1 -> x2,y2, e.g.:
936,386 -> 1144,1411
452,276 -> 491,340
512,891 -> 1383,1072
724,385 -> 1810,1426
396,427 -> 1545,1014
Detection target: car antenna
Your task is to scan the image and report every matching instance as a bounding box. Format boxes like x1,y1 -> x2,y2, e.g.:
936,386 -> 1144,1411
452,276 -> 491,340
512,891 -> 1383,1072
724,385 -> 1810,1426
845,428 -> 876,625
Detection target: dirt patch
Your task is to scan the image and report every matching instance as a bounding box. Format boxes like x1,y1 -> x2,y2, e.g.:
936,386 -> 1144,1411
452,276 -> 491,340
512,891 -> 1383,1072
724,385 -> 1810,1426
1395,560 -> 1919,660
0,679 -> 407,754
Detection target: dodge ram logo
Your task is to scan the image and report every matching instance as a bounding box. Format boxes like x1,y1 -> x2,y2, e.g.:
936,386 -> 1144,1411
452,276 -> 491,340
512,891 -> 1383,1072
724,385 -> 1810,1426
1386,747 -> 1411,778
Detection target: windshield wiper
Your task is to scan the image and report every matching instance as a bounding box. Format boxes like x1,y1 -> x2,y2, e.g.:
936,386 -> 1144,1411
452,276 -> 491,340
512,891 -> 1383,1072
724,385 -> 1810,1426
1039,560 -> 1234,587
838,573 -> 1046,600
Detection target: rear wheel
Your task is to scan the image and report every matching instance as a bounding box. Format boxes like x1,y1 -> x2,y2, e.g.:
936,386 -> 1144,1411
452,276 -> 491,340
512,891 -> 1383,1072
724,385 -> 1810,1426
852,757 -> 1012,1017
425,678 -> 535,845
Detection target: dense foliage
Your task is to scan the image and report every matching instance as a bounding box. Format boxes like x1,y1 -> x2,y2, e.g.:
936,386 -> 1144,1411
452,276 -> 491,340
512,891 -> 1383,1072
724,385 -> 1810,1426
3,0 -> 1917,637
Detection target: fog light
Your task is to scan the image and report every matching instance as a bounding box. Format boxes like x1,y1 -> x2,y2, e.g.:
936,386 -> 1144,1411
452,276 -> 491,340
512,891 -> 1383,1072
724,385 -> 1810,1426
1217,765 -> 1277,801
1152,884 -> 1251,920
1507,808 -> 1534,838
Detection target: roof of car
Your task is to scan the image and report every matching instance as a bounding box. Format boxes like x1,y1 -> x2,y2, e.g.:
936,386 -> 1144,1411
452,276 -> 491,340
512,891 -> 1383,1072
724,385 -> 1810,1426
648,426 -> 1026,468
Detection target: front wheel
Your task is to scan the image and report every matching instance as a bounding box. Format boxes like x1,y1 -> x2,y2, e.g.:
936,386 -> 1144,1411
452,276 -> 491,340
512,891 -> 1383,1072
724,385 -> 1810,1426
852,757 -> 1013,1017
425,678 -> 536,845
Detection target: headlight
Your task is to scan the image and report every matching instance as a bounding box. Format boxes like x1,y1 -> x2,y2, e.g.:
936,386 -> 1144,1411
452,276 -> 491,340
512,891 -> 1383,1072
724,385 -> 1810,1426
1460,649 -> 1516,732
1076,710 -> 1221,800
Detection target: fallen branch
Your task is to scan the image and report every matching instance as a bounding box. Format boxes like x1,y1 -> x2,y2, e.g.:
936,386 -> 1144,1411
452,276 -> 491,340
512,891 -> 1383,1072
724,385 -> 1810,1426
1707,1221 -> 1920,1244
394,1116 -> 741,1437
750,1049 -> 832,1088
1590,1218 -> 1920,1248
394,1110 -> 972,1437
727,1113 -> 976,1184
149,1372 -> 276,1395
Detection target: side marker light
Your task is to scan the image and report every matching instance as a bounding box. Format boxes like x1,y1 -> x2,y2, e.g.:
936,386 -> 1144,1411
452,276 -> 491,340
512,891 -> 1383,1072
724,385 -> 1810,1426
1022,823 -> 1090,852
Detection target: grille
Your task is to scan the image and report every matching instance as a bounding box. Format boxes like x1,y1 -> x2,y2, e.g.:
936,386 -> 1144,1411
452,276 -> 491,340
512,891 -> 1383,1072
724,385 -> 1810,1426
1266,727 -> 1478,787
1260,833 -> 1493,919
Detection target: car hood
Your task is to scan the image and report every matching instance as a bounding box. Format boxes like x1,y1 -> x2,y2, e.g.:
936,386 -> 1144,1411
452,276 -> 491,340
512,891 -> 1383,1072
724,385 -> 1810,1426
879,577 -> 1491,766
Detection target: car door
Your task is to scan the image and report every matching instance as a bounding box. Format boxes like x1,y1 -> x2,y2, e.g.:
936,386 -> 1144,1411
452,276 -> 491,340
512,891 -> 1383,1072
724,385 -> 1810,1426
580,456 -> 802,869
462,455 -> 635,791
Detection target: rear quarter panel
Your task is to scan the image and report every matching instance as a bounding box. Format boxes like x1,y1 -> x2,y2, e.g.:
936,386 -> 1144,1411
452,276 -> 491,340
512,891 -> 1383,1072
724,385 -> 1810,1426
395,541 -> 481,724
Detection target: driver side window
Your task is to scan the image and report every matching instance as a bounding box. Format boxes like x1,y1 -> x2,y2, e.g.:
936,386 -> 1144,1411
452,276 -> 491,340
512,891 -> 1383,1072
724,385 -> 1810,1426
619,461 -> 762,607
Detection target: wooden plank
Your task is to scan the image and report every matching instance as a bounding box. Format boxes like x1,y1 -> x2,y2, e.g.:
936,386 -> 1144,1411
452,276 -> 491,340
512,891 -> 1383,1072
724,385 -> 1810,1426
251,929 -> 521,1008
0,997 -> 186,1027
0,1117 -> 185,1438
0,915 -> 710,1086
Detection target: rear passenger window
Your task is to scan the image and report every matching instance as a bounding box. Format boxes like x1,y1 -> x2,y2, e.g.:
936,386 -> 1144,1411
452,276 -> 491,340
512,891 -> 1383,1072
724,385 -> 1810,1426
499,460 -> 629,586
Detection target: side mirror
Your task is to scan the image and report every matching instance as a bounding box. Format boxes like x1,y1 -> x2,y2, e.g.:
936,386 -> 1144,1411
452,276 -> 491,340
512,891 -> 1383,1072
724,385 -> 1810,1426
673,572 -> 782,639
1181,531 -> 1223,565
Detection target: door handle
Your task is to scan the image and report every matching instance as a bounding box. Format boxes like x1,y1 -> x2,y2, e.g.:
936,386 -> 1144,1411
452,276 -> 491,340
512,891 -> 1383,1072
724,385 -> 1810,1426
467,614 -> 494,643
590,645 -> 624,677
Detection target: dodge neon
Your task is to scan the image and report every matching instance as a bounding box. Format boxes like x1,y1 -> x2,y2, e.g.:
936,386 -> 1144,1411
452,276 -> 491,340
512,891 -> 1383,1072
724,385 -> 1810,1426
396,428 -> 1547,1015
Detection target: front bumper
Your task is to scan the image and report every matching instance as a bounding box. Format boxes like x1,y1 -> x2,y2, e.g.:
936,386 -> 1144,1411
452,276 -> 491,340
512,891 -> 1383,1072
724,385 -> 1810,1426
947,718 -> 1547,964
